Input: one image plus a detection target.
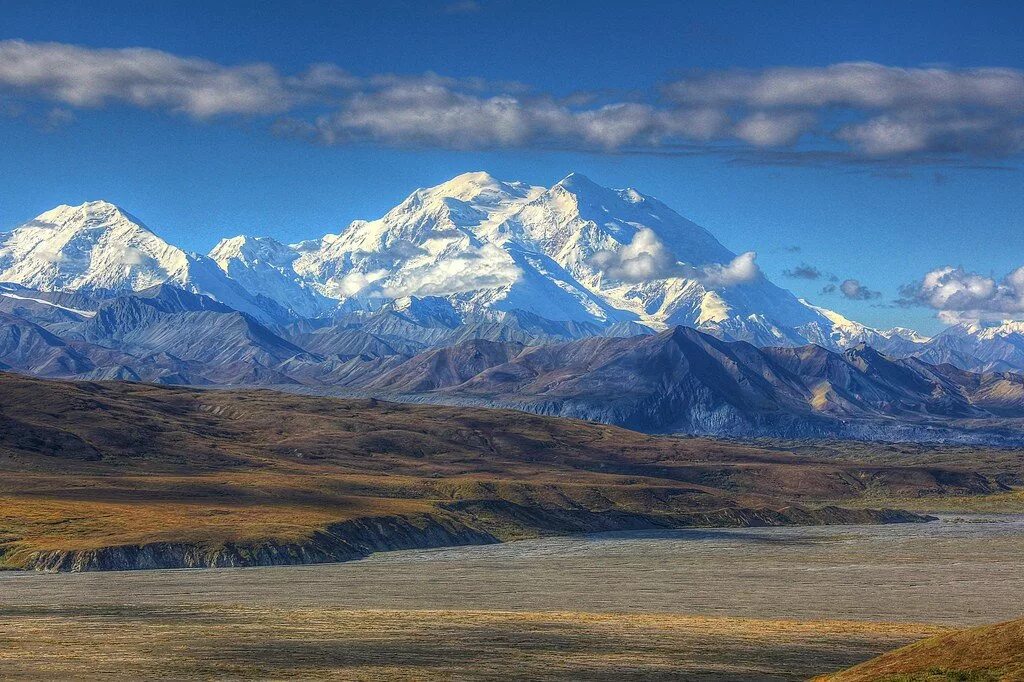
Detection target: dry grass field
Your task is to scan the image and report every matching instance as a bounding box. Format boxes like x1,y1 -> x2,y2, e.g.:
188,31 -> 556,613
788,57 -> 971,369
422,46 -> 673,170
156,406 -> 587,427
0,604 -> 947,680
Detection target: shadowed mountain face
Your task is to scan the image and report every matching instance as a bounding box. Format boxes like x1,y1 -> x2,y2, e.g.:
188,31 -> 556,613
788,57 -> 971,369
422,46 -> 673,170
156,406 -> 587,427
360,327 -> 1024,441
0,285 -> 1023,442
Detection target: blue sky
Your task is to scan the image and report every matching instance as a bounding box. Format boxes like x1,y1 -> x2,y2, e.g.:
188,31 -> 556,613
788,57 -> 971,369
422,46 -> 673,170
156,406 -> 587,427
1,0 -> 1023,332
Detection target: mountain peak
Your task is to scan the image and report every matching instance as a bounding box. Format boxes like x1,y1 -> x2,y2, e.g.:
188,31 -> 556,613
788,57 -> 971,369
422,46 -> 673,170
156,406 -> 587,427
425,171 -> 539,207
33,200 -> 148,233
209,235 -> 294,267
445,170 -> 502,187
550,172 -> 654,209
553,172 -> 602,193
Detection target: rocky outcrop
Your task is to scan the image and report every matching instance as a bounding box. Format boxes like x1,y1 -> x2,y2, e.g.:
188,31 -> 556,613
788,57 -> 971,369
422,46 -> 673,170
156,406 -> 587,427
15,505 -> 933,573
20,513 -> 498,573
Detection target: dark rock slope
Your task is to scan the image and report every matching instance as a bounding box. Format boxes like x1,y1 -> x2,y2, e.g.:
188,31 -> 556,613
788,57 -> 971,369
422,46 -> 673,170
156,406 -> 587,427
364,327 -> 1024,442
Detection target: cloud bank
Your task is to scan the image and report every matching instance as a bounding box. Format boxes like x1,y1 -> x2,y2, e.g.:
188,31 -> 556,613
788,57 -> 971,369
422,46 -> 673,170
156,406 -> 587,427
3,40 -> 1024,163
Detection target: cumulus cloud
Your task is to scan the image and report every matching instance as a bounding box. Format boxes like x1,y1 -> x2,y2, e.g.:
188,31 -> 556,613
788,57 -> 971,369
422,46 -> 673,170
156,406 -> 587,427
325,269 -> 390,297
664,63 -> 1024,110
301,91 -> 728,150
839,278 -> 881,300
665,62 -> 1024,158
898,265 -> 1024,322
0,39 -> 305,118
591,228 -> 759,287
112,244 -> 149,267
733,111 -> 814,147
590,228 -> 678,281
3,41 -> 1024,161
700,251 -> 760,287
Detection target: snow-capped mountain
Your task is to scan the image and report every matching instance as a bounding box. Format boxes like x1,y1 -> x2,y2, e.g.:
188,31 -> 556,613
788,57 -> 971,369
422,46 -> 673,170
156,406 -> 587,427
210,171 -> 894,348
912,320 -> 1024,373
209,235 -> 333,319
2,175 -> 925,352
0,201 -> 287,323
287,171 -> 624,324
798,300 -> 930,356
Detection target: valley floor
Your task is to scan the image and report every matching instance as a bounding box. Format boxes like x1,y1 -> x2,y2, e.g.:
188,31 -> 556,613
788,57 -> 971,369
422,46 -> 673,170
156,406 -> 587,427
2,374 -> 1022,677
2,517 -> 1022,680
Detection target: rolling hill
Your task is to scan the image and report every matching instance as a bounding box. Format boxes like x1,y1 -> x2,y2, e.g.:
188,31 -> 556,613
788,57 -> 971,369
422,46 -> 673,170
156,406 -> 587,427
0,371 -> 992,572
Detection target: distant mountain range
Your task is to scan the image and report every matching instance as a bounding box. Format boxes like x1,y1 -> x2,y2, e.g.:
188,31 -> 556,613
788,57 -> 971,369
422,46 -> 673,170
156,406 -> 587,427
2,171 -> 1024,441
0,283 -> 1022,443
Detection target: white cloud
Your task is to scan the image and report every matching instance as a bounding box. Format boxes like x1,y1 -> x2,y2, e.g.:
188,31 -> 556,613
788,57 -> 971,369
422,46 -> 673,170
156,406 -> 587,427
700,251 -> 761,287
590,228 -> 678,281
304,90 -> 728,150
666,63 -> 1024,158
664,63 -> 1024,110
733,112 -> 813,147
325,269 -> 389,297
112,244 -> 148,267
899,265 -> 1024,321
0,39 -> 301,118
837,112 -> 1024,156
4,42 -> 1024,161
591,229 -> 760,287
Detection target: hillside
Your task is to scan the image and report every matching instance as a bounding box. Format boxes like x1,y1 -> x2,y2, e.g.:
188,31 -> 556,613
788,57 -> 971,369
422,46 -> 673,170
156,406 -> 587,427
0,372 -> 996,571
820,617 -> 1024,681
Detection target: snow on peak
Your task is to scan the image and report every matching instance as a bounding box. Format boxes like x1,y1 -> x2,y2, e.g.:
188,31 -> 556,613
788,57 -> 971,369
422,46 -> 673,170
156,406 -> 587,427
948,319 -> 1024,340
209,235 -> 330,319
210,172 -> 900,342
209,235 -> 297,268
0,200 -> 190,293
553,171 -> 601,192
0,201 -> 290,324
883,326 -> 931,343
428,171 -> 538,205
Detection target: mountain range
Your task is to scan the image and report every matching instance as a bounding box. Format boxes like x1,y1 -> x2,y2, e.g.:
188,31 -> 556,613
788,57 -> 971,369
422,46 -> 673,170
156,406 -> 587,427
3,171 -> 1024,441
3,172 -> 917,347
